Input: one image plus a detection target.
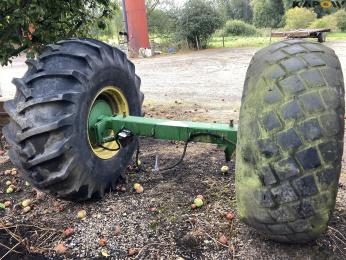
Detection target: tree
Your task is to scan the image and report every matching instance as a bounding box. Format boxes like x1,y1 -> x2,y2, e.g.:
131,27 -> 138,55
148,9 -> 177,37
0,0 -> 117,65
145,0 -> 178,37
177,0 -> 223,49
251,0 -> 285,28
218,0 -> 253,22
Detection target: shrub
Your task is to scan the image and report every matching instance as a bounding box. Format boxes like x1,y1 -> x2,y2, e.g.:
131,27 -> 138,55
177,0 -> 223,49
224,20 -> 258,36
334,10 -> 346,31
310,10 -> 346,32
309,15 -> 338,32
284,7 -> 317,29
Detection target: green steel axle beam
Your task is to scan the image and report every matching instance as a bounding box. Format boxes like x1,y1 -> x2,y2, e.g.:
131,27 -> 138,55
92,115 -> 238,161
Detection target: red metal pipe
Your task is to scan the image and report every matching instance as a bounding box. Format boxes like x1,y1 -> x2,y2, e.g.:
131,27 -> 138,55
123,0 -> 150,53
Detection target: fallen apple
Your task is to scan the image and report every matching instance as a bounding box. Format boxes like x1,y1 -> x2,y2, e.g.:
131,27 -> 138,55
133,183 -> 141,190
23,206 -> 31,213
196,195 -> 204,200
226,212 -> 235,221
221,165 -> 229,174
6,187 -> 14,194
21,199 -> 32,207
218,234 -> 228,245
99,238 -> 107,247
101,250 -> 110,257
77,210 -> 87,219
135,185 -> 144,193
4,201 -> 12,207
63,227 -> 74,237
194,198 -> 204,208
54,243 -> 67,254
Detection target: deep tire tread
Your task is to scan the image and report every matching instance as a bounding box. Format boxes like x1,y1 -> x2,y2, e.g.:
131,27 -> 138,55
5,38 -> 143,201
16,114 -> 74,142
12,78 -> 32,100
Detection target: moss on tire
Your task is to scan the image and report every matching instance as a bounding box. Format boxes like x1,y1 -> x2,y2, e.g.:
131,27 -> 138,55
236,39 -> 345,242
3,38 -> 144,201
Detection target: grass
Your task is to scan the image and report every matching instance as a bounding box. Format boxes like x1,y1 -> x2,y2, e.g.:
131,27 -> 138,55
209,32 -> 346,49
97,31 -> 346,51
328,32 -> 346,40
209,36 -> 280,48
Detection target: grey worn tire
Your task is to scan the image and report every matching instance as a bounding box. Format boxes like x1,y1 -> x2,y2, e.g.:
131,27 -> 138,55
3,38 -> 144,200
236,39 -> 345,242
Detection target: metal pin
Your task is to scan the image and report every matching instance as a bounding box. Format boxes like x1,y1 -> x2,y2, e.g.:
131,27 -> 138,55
230,120 -> 234,127
153,155 -> 159,172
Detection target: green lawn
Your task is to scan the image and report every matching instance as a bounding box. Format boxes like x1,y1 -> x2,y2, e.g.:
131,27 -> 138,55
328,32 -> 346,40
209,32 -> 346,49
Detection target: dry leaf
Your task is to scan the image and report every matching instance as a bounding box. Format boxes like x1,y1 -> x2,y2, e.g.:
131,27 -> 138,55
35,190 -> 46,200
128,248 -> 139,256
114,225 -> 121,236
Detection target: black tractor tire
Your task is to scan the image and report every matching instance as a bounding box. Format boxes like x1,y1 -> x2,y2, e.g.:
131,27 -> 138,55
3,38 -> 144,200
236,39 -> 344,243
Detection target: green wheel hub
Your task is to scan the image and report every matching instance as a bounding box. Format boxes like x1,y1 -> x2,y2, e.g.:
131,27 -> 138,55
87,86 -> 129,160
88,99 -> 113,145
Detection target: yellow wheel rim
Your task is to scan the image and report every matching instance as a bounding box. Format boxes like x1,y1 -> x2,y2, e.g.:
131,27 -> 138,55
87,86 -> 129,160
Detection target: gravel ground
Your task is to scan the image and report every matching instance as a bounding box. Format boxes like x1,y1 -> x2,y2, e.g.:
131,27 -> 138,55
1,40 -> 346,259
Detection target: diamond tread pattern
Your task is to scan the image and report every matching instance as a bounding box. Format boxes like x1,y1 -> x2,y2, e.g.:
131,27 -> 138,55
236,39 -> 345,242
